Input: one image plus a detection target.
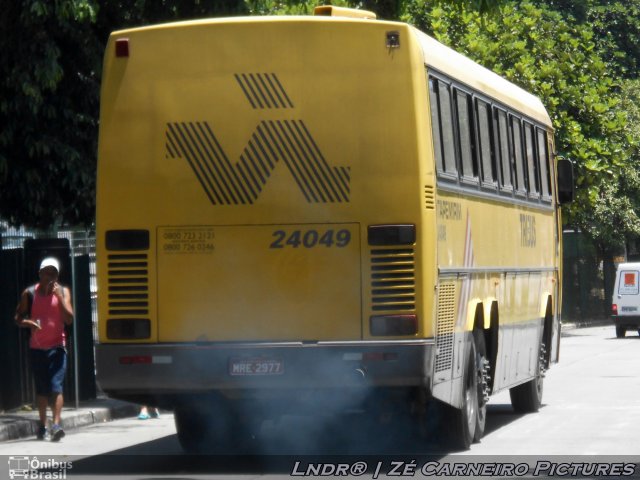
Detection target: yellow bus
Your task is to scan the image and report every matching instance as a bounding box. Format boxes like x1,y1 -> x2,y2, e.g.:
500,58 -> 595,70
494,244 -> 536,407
95,6 -> 573,452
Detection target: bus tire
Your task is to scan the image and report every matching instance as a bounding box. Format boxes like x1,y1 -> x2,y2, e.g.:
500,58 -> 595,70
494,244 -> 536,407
174,395 -> 243,454
616,326 -> 626,338
472,329 -> 488,442
446,333 -> 482,450
175,404 -> 209,454
509,343 -> 544,413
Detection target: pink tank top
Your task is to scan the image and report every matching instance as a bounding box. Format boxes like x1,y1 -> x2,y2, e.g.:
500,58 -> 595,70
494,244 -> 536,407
30,284 -> 66,350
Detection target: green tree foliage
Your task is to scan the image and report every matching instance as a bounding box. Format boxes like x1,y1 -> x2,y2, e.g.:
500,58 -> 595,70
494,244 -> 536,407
0,1 -> 100,228
532,0 -> 640,78
405,1 -> 634,251
97,0 -> 247,29
577,79 -> 640,252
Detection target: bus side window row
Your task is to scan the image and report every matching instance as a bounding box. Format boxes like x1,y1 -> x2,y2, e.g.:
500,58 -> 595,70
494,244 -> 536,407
428,74 -> 552,203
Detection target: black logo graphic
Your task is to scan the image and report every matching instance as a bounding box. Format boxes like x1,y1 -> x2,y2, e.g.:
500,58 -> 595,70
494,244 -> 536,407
165,74 -> 350,204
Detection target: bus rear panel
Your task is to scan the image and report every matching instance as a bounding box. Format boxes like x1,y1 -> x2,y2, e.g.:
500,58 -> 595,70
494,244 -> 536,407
96,16 -> 435,406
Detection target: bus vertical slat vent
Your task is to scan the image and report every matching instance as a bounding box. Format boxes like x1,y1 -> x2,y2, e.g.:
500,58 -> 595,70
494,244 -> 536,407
370,248 -> 415,312
424,185 -> 435,210
107,254 -> 149,316
435,282 -> 456,372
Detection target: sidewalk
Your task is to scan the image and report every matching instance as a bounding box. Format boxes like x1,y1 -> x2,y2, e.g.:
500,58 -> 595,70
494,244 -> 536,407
0,397 -> 139,442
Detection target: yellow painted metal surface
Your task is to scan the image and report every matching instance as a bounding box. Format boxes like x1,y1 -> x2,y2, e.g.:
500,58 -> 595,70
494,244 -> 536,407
97,16 -> 430,343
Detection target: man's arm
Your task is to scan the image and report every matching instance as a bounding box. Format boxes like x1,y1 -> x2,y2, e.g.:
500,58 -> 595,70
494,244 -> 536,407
14,290 -> 40,330
54,284 -> 74,325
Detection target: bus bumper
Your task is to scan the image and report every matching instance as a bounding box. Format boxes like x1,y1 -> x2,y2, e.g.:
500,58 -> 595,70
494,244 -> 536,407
96,340 -> 435,400
612,315 -> 640,329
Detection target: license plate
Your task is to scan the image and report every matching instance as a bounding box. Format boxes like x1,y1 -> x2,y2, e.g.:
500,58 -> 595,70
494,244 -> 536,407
621,306 -> 638,312
229,357 -> 284,376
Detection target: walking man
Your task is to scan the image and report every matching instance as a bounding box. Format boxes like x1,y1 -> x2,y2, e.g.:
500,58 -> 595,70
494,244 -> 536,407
15,257 -> 74,441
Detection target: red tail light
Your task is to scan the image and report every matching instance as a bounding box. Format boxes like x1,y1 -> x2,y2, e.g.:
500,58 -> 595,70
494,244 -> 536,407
115,38 -> 130,57
119,355 -> 152,365
612,304 -> 618,315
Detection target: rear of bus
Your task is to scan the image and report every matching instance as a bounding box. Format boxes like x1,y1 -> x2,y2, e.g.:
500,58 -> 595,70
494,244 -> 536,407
95,8 -> 437,442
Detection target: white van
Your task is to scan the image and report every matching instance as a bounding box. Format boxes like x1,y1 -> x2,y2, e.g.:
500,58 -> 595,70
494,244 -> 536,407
612,262 -> 640,337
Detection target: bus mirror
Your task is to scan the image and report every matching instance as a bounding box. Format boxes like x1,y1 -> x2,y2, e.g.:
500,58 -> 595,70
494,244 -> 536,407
557,158 -> 574,205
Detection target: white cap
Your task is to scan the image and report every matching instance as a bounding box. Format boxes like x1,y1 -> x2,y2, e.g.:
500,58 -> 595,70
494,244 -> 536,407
39,257 -> 60,273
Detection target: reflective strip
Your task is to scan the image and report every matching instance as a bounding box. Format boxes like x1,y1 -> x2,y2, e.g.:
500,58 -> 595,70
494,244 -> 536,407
152,356 -> 173,364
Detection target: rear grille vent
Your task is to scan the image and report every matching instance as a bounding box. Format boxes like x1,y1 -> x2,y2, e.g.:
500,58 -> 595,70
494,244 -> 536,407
107,254 -> 149,316
370,248 -> 415,312
424,185 -> 435,210
435,282 -> 456,372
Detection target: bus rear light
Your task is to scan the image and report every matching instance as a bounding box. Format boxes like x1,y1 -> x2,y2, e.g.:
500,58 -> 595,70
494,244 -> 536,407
370,314 -> 417,336
115,38 -> 129,57
363,352 -> 398,362
612,304 -> 618,315
119,355 -> 152,365
363,352 -> 383,361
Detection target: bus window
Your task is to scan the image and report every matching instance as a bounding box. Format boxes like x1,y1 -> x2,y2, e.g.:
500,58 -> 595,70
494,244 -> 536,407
524,122 -> 539,198
428,77 -> 444,172
495,108 -> 512,190
537,128 -> 552,200
455,89 -> 477,182
510,115 -> 526,195
476,99 -> 495,186
438,80 -> 457,175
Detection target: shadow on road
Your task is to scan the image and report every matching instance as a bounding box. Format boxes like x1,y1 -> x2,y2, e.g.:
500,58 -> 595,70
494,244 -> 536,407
483,403 -> 525,437
69,403 -> 528,476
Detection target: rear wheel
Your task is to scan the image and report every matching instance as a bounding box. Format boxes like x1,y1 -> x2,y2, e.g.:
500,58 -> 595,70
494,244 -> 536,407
616,326 -> 626,338
446,331 -> 487,449
509,342 -> 545,413
472,329 -> 489,442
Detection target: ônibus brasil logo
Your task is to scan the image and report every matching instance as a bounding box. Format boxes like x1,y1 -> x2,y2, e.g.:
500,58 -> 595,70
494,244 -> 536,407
8,456 -> 72,480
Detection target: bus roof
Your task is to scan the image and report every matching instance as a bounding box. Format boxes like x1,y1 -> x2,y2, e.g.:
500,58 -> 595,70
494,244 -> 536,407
412,28 -> 552,127
109,14 -> 552,128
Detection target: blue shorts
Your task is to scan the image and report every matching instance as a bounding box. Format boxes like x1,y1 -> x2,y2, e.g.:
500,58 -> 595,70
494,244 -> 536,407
30,347 -> 67,395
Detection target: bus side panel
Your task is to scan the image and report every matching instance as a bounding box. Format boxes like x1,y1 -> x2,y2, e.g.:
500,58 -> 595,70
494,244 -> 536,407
434,190 -> 555,395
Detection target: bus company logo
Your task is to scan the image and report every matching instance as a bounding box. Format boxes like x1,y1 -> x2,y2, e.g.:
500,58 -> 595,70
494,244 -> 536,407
8,456 -> 72,479
165,73 -> 351,205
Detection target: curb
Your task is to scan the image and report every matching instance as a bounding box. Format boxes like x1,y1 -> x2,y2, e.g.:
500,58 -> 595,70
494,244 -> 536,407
0,399 -> 139,442
562,319 -> 611,330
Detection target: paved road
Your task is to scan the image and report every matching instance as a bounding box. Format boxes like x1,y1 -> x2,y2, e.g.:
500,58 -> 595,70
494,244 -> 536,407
466,324 -> 640,456
1,325 -> 639,478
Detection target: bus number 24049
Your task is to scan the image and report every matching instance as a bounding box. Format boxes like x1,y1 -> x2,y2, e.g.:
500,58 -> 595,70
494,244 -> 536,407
270,229 -> 351,249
